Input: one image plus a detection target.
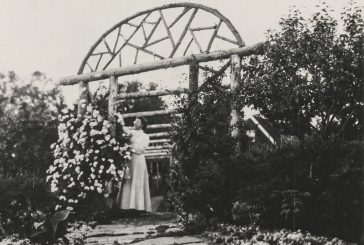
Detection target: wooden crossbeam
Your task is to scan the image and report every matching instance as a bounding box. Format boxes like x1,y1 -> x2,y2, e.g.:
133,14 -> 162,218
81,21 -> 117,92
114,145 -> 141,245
188,27 -> 203,53
148,132 -> 172,138
196,61 -> 230,93
199,65 -> 219,74
150,139 -> 171,144
145,154 -> 170,159
206,19 -> 222,52
168,7 -> 191,28
190,25 -> 217,31
123,109 -> 177,118
144,36 -> 169,48
216,34 -> 239,45
59,42 -> 263,85
143,17 -> 162,47
159,10 -> 175,47
95,54 -> 103,71
147,145 -> 172,150
144,20 -> 159,25
141,24 -> 147,41
102,13 -> 151,70
115,89 -> 188,100
91,51 -> 109,56
86,62 -> 94,72
183,38 -> 193,56
146,147 -> 170,151
170,8 -> 198,58
103,38 -> 113,54
147,123 -> 172,129
134,49 -> 139,64
145,151 -> 170,156
126,22 -> 138,28
113,26 -> 121,53
145,149 -> 170,154
145,151 -> 169,155
126,42 -> 164,59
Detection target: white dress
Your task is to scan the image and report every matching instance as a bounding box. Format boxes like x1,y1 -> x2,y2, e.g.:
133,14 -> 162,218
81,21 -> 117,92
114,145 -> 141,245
116,129 -> 151,212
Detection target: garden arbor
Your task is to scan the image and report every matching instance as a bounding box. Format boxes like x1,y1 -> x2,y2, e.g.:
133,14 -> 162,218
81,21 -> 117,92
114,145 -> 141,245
58,3 -> 263,160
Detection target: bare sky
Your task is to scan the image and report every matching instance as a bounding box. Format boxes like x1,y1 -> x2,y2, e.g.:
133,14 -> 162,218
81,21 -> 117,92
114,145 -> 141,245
0,0 -> 347,104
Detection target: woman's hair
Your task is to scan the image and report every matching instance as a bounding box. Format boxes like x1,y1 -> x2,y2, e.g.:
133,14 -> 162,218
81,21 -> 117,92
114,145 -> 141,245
136,116 -> 148,130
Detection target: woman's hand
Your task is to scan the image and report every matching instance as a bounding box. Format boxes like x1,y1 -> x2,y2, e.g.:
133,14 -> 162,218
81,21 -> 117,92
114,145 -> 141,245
115,113 -> 125,126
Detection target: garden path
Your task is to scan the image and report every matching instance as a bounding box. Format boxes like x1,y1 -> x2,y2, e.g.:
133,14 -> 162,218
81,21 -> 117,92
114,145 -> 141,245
84,196 -> 208,245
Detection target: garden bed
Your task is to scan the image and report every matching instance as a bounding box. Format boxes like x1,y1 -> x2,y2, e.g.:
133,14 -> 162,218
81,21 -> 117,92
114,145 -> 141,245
0,221 -> 92,245
203,224 -> 350,245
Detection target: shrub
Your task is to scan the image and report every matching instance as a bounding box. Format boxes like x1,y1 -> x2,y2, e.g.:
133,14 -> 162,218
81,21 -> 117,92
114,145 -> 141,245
0,71 -> 64,179
46,105 -> 133,211
0,194 -> 43,239
168,76 -> 243,222
232,139 -> 363,241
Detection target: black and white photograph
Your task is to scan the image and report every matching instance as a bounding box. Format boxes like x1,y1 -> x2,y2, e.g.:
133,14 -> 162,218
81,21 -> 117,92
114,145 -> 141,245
0,0 -> 363,244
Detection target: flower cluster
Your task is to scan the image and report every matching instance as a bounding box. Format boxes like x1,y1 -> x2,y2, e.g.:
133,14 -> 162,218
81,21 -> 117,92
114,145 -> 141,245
65,221 -> 92,244
46,105 -> 133,210
204,224 -> 347,245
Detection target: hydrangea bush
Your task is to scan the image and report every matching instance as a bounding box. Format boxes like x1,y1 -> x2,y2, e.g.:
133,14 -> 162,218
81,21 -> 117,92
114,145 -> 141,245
46,105 -> 133,210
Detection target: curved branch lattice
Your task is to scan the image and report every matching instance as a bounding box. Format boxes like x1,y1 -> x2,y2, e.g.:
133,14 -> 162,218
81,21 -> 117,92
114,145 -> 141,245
78,3 -> 245,74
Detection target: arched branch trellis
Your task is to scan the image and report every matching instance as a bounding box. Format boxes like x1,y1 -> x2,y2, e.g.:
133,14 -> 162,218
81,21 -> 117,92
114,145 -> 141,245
58,2 -> 264,160
77,2 -> 245,75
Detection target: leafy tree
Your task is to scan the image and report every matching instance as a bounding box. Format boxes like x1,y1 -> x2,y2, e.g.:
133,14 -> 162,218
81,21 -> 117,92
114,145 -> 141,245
0,71 -> 65,178
91,80 -> 171,130
241,2 -> 363,141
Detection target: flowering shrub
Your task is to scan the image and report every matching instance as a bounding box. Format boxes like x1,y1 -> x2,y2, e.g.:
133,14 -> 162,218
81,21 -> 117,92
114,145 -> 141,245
176,210 -> 208,234
46,105 -> 133,210
0,235 -> 31,245
204,224 -> 347,245
65,221 -> 92,244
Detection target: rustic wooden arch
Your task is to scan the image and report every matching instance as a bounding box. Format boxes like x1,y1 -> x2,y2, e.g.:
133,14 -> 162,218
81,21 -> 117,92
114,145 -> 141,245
77,2 -> 245,75
58,3 -> 264,162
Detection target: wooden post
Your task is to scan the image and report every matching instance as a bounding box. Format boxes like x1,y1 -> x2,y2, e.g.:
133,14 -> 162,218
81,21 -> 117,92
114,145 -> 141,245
230,54 -> 241,152
189,60 -> 199,103
108,75 -> 118,136
105,75 -> 118,209
78,81 -> 88,117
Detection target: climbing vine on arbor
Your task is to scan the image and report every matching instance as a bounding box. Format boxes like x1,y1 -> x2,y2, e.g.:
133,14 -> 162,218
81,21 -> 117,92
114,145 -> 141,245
46,105 -> 133,210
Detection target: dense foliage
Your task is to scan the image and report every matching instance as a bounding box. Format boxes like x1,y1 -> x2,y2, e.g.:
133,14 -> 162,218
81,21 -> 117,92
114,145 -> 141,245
0,71 -> 65,178
232,139 -> 363,241
241,2 -> 363,141
0,71 -> 65,242
169,72 -> 245,222
169,2 -> 363,243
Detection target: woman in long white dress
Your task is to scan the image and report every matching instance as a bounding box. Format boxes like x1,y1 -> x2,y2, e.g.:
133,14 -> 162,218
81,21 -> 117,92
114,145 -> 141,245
116,117 -> 152,212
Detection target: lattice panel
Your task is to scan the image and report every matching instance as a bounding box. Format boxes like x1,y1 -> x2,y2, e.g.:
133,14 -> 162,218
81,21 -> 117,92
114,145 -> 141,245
78,3 -> 244,74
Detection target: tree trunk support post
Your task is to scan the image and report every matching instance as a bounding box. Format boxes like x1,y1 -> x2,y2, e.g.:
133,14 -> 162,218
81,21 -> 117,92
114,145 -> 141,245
230,54 -> 241,152
108,75 -> 118,137
189,60 -> 199,105
106,75 -> 118,209
78,81 -> 88,117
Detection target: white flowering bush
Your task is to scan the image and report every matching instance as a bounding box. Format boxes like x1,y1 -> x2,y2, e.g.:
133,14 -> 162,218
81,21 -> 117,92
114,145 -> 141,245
46,104 -> 133,211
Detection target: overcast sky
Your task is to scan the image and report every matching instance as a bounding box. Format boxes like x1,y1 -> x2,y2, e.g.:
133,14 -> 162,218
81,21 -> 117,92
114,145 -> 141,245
0,0 -> 348,104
